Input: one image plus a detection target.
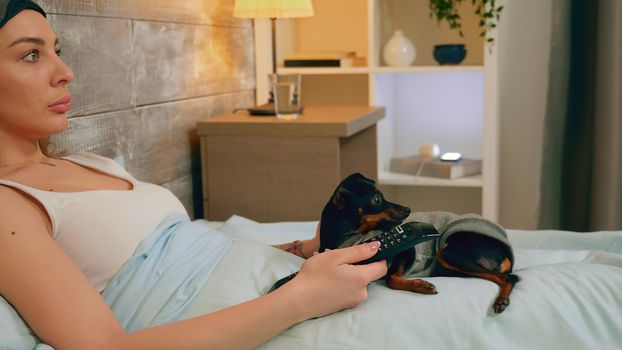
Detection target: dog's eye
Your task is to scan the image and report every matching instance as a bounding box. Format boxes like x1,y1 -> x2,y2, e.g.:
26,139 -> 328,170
371,194 -> 381,206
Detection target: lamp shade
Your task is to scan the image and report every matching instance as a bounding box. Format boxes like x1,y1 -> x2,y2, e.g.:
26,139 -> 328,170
233,0 -> 314,19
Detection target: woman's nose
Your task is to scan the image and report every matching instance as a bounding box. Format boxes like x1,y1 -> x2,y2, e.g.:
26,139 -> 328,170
52,55 -> 75,87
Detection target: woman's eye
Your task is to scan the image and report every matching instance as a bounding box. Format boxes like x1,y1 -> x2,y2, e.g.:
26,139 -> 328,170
55,48 -> 62,56
23,50 -> 39,62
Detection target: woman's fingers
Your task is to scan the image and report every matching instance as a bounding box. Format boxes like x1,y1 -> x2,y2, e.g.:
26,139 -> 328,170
313,242 -> 388,282
355,260 -> 388,282
327,241 -> 381,264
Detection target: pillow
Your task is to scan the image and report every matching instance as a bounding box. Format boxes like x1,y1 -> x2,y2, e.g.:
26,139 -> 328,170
0,295 -> 40,350
217,215 -> 317,245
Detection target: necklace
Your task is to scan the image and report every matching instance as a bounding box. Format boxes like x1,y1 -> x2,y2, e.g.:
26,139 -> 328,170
0,156 -> 57,168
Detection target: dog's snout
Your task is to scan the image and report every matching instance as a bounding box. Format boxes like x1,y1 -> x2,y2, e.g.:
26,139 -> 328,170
394,205 -> 411,219
400,206 -> 411,216
385,203 -> 410,220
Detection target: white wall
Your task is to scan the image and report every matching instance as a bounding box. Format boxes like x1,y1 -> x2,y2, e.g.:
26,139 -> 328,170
498,0 -> 554,229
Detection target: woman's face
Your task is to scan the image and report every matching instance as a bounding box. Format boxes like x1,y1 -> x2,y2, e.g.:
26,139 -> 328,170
0,10 -> 74,141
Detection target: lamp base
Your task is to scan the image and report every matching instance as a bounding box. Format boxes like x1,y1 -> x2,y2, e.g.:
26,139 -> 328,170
248,103 -> 304,116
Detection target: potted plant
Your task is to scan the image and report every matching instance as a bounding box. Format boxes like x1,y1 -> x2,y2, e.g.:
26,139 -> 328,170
428,0 -> 503,47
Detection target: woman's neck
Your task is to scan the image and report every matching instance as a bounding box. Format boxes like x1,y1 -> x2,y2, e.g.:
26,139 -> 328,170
0,134 -> 44,167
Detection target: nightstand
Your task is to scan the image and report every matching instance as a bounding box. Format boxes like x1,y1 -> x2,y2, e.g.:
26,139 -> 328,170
197,105 -> 384,222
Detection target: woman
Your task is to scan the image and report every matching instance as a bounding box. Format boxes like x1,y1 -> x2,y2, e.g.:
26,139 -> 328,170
0,1 -> 387,349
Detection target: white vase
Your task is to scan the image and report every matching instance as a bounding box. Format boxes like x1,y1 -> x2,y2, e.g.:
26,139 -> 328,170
383,30 -> 416,67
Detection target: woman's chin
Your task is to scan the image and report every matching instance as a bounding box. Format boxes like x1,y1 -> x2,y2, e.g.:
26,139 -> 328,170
43,114 -> 69,135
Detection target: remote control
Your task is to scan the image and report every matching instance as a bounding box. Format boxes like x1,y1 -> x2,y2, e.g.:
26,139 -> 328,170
353,221 -> 440,265
267,221 -> 441,293
267,271 -> 299,293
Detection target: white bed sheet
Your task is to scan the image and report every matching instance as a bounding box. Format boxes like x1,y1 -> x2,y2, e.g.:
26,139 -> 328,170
206,215 -> 622,350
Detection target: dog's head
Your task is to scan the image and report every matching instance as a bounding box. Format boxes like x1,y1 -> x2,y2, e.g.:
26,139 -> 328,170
319,173 -> 411,251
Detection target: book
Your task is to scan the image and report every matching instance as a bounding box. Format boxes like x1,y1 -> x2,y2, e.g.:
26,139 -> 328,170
284,58 -> 353,68
284,51 -> 356,60
389,155 -> 482,179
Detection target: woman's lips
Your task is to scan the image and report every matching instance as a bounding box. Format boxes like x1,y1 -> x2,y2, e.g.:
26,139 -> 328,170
48,94 -> 72,113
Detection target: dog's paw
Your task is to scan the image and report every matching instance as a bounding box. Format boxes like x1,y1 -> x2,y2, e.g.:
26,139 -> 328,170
388,277 -> 438,294
413,280 -> 437,295
493,297 -> 510,313
424,283 -> 438,295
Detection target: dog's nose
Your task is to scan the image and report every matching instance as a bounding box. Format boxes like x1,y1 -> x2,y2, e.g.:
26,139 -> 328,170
401,206 -> 411,216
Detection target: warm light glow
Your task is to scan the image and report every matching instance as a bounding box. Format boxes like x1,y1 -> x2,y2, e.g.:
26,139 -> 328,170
233,0 -> 314,19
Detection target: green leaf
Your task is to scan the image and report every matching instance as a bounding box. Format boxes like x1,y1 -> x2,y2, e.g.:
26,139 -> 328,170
428,0 -> 502,45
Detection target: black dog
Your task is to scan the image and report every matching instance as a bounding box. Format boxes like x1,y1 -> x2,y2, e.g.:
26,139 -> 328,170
319,173 -> 519,313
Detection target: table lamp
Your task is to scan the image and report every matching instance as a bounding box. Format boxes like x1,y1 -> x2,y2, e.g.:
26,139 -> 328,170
234,0 -> 314,115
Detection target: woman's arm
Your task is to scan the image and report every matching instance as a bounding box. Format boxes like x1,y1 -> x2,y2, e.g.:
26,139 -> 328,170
0,186 -> 124,349
0,187 -> 385,350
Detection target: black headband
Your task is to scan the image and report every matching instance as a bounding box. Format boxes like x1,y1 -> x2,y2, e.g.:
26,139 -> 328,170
0,0 -> 45,28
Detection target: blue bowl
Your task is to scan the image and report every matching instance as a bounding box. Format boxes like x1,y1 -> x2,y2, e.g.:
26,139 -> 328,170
433,44 -> 467,65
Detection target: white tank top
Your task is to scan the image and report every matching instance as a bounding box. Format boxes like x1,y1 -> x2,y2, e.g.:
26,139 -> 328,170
0,153 -> 189,291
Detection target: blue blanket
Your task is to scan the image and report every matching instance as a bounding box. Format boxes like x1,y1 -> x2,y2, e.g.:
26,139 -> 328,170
102,214 -> 236,332
0,214 -> 235,349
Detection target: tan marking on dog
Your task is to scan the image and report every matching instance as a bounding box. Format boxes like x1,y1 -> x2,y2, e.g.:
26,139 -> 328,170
500,257 -> 512,273
387,268 -> 437,294
435,249 -> 516,313
356,213 -> 393,233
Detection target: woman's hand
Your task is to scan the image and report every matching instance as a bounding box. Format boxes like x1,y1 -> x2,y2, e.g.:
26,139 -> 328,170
283,242 -> 387,319
300,222 -> 321,257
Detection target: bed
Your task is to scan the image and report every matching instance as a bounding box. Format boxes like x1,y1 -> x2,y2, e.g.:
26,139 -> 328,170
2,214 -> 622,350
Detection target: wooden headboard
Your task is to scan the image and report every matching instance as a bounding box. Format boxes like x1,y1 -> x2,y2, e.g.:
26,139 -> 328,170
41,0 -> 255,218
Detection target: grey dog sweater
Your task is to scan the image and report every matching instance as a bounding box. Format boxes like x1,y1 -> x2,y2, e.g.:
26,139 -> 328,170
337,211 -> 514,277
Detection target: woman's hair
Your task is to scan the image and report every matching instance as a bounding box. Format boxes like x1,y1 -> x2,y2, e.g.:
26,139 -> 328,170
0,0 -> 46,28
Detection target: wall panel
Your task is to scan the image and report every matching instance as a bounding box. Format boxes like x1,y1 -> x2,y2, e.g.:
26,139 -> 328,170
38,0 -> 251,27
48,14 -> 134,116
133,21 -> 254,105
41,0 -> 255,218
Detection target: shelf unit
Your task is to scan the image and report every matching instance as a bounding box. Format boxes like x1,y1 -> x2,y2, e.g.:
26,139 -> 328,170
278,65 -> 484,75
252,0 -> 499,221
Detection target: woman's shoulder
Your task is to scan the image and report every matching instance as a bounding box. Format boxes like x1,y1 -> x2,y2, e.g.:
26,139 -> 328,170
0,184 -> 50,232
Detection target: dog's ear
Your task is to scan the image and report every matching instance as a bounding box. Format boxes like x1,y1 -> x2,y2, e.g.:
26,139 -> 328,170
332,186 -> 352,210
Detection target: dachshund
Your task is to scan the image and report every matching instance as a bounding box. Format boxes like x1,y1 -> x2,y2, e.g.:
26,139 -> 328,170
319,173 -> 519,313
